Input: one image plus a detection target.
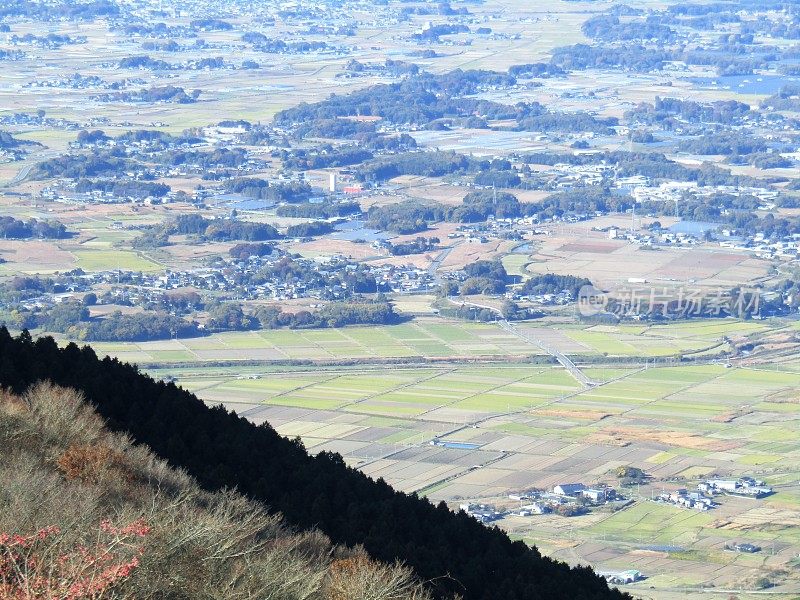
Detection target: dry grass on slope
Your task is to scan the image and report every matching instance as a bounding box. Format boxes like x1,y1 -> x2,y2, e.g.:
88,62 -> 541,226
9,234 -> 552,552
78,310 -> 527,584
0,382 -> 432,600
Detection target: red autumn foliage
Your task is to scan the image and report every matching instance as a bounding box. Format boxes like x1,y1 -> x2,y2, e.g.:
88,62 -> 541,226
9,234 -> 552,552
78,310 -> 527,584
0,520 -> 148,599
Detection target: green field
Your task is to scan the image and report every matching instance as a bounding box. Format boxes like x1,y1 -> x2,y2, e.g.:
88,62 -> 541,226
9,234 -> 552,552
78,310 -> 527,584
72,249 -> 163,272
87,318 -> 746,366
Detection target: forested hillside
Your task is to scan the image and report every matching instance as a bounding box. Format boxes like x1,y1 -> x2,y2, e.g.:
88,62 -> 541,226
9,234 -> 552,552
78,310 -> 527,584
0,328 -> 629,600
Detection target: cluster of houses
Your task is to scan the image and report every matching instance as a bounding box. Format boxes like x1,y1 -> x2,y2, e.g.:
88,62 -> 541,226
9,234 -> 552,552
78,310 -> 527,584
719,233 -> 800,260
724,541 -> 761,553
507,483 -> 621,517
597,570 -> 644,586
699,477 -> 773,499
0,111 -> 84,130
15,247 -> 438,317
657,477 -> 773,510
458,503 -> 503,523
656,488 -> 718,511
24,73 -> 118,91
513,288 -> 576,306
458,483 -> 624,524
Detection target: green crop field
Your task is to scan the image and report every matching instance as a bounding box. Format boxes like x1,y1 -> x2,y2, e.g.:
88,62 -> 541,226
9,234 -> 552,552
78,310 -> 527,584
72,249 -> 163,272
149,349 -> 800,596
85,317 -> 754,367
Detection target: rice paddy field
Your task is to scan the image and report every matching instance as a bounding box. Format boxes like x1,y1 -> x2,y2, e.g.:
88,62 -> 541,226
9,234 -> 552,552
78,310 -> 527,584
130,317 -> 800,598
88,317 -> 747,366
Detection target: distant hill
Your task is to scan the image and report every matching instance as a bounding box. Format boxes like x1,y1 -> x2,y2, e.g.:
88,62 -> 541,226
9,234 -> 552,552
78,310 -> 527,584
0,328 -> 630,600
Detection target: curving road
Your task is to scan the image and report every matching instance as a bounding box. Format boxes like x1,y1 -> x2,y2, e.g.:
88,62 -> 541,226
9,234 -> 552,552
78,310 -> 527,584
499,319 -> 598,388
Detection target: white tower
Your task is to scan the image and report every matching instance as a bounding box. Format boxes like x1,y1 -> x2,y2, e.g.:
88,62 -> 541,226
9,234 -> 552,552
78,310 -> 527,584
329,172 -> 337,193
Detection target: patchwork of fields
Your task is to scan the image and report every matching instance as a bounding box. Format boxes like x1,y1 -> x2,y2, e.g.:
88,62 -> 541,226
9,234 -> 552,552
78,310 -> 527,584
153,348 -> 800,596
89,317 -> 750,365
80,316 -> 800,595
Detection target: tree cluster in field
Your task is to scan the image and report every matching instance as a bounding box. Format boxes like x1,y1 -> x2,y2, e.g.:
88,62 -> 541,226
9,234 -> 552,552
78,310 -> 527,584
356,151 -> 476,182
286,221 -> 334,238
439,260 -> 510,297
676,132 -> 767,156
281,146 -> 375,169
386,236 -> 439,256
74,178 -> 170,199
229,242 -> 274,260
131,227 -> 171,250
141,39 -> 181,52
241,32 -> 329,53
171,214 -> 280,242
474,170 -> 521,188
205,301 -> 256,331
581,14 -> 676,42
190,18 -> 232,31
366,200 -> 449,234
223,177 -> 312,203
521,274 -> 592,298
355,151 -> 520,184
0,130 -> 41,149
113,128 -> 205,149
362,179 -> 798,236
276,200 -> 361,219
344,58 -> 421,77
118,55 -> 171,70
507,63 -> 566,78
550,43 -> 672,72
0,329 -> 630,600
648,196 -> 800,238
132,214 -> 282,249
116,55 -> 227,72
0,217 -> 69,240
550,41 -> 774,76
437,302 -> 501,322
451,190 -> 521,222
159,147 -> 248,169
32,152 -> 135,180
364,186 -> 629,234
726,152 -> 793,169
412,23 -> 469,41
253,298 -> 398,329
120,22 -> 192,38
36,302 -> 201,341
97,85 -> 201,104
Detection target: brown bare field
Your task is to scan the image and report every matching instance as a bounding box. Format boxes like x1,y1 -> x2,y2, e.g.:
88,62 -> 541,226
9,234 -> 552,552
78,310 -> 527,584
293,238 -> 379,260
0,239 -> 75,272
396,178 -> 474,206
441,239 -> 515,270
588,428 -> 741,452
520,221 -> 774,291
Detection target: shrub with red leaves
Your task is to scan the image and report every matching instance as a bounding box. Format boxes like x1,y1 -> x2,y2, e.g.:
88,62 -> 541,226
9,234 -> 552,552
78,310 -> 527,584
0,520 -> 149,599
